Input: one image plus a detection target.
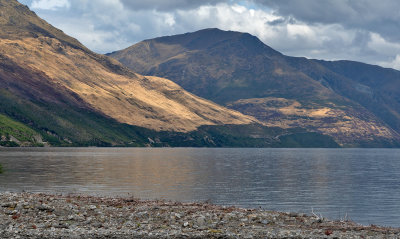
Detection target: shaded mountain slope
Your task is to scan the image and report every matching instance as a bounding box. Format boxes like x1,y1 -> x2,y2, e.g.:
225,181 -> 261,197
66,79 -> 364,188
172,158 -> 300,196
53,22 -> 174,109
0,3 -> 256,133
0,1 -> 273,146
315,60 -> 400,133
108,28 -> 329,104
0,0 -> 339,148
109,28 -> 400,147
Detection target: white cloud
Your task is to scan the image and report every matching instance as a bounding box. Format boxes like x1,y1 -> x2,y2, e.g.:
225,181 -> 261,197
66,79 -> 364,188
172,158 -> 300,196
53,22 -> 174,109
174,3 -> 279,40
174,4 -> 359,60
368,33 -> 400,56
17,0 -> 400,70
31,0 -> 70,10
380,55 -> 400,70
389,55 -> 400,70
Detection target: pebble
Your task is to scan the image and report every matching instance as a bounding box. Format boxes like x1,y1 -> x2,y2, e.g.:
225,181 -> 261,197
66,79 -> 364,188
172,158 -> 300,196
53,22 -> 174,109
261,220 -> 269,225
196,216 -> 206,227
88,205 -> 97,210
37,205 -> 54,212
0,192 -> 399,239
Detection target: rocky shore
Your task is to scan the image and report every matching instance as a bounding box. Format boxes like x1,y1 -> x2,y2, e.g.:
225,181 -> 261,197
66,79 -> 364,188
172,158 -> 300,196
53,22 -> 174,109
0,192 -> 399,239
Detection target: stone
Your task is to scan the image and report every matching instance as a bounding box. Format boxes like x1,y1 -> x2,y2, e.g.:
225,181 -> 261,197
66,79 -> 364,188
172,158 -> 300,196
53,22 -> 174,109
1,203 -> 17,208
196,216 -> 206,227
88,205 -> 97,210
37,205 -> 54,212
261,220 -> 269,225
0,192 -> 398,239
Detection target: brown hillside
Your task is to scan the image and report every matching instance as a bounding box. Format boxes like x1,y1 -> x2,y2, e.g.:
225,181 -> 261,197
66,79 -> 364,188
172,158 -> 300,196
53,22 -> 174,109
0,1 -> 256,133
109,28 -> 400,146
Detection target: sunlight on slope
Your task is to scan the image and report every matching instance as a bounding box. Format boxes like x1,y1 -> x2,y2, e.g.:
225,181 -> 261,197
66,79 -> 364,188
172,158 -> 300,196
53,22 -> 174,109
0,37 -> 256,132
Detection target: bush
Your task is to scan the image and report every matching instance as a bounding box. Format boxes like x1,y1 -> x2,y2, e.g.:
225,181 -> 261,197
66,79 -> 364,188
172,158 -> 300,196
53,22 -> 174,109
0,141 -> 19,147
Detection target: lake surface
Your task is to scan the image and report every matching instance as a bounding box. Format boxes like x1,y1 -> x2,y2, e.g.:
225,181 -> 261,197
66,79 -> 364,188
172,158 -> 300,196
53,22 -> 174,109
1,148 -> 400,227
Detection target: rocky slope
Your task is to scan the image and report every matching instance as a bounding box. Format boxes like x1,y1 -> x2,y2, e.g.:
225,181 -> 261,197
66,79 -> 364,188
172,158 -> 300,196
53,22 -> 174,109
109,28 -> 400,147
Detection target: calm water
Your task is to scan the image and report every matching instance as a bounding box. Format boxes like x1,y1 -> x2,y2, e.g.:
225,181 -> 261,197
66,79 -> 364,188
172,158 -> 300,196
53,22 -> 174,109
1,148 -> 400,227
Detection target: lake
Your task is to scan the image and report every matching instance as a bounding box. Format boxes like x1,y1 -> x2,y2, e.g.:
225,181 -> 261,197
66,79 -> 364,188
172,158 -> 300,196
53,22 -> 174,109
1,147 -> 400,227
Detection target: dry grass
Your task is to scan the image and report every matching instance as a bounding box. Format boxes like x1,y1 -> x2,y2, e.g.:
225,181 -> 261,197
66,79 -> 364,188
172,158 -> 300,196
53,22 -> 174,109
0,36 -> 256,132
230,97 -> 398,145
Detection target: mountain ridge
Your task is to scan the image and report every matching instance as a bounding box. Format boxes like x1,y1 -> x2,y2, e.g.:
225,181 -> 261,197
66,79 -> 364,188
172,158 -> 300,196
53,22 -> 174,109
109,28 -> 400,147
0,1 -> 258,132
0,1 -> 258,146
0,0 -> 339,147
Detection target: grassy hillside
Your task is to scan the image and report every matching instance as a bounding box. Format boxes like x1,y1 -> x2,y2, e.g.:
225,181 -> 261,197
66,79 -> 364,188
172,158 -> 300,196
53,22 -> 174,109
0,89 -> 156,147
109,28 -> 400,147
0,2 -> 256,133
0,84 -> 339,147
0,0 -> 265,147
0,113 -> 42,147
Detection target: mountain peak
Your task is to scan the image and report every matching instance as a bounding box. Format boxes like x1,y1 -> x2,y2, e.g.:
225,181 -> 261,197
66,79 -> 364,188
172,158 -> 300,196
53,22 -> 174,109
0,0 -> 85,50
143,28 -> 279,55
0,0 -> 36,26
109,29 -> 400,147
0,1 -> 259,147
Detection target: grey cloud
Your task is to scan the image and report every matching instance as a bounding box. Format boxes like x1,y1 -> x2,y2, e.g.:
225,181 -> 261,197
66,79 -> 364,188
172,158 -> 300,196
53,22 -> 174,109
255,0 -> 355,24
119,0 -> 225,11
267,16 -> 296,26
267,18 -> 285,26
254,0 -> 400,42
15,0 -> 400,69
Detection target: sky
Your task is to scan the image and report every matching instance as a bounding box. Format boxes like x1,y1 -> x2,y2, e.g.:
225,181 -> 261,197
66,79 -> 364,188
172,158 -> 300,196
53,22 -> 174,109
17,0 -> 400,70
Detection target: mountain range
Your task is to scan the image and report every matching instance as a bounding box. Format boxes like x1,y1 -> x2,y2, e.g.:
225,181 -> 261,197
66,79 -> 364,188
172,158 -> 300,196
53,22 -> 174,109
0,0 -> 340,147
109,28 -> 400,147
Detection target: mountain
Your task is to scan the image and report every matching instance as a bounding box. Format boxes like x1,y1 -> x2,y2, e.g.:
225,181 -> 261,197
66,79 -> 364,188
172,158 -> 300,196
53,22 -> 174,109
0,1 -> 338,147
0,0 -> 258,146
109,28 -> 400,147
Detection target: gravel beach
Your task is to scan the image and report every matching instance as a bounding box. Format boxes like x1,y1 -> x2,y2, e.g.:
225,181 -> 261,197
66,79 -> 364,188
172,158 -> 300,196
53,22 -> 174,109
0,192 -> 399,239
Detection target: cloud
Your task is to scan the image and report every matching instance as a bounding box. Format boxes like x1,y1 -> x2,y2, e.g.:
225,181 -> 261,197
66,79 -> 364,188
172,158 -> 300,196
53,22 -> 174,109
253,0 -> 400,42
16,0 -> 400,70
31,0 -> 70,10
119,0 -> 225,11
173,4 -> 378,64
382,55 -> 400,70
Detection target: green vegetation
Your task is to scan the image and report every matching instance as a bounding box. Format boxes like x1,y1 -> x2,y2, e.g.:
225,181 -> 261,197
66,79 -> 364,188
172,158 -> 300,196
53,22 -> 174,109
277,132 -> 340,148
0,141 -> 19,147
0,113 -> 41,146
0,89 -> 152,147
150,125 -> 340,148
0,164 -> 3,174
0,90 -> 341,148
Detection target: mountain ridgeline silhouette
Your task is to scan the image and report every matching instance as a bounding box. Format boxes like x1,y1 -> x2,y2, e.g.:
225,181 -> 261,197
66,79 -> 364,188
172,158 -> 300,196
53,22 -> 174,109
109,28 -> 400,147
0,1 -> 340,147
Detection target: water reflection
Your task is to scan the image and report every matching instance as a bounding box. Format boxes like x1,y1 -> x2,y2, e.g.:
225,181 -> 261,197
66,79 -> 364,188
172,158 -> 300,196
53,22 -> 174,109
1,148 -> 400,227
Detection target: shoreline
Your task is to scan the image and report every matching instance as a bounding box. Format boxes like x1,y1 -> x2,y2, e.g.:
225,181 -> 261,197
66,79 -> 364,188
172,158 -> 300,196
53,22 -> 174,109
1,192 -> 399,238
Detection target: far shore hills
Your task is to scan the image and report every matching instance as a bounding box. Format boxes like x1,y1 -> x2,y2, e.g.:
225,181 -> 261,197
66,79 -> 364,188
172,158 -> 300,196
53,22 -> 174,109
1,0 -> 400,148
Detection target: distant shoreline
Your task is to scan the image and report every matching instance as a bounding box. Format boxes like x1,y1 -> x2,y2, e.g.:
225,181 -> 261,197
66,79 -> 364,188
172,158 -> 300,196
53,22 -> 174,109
0,192 -> 399,238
